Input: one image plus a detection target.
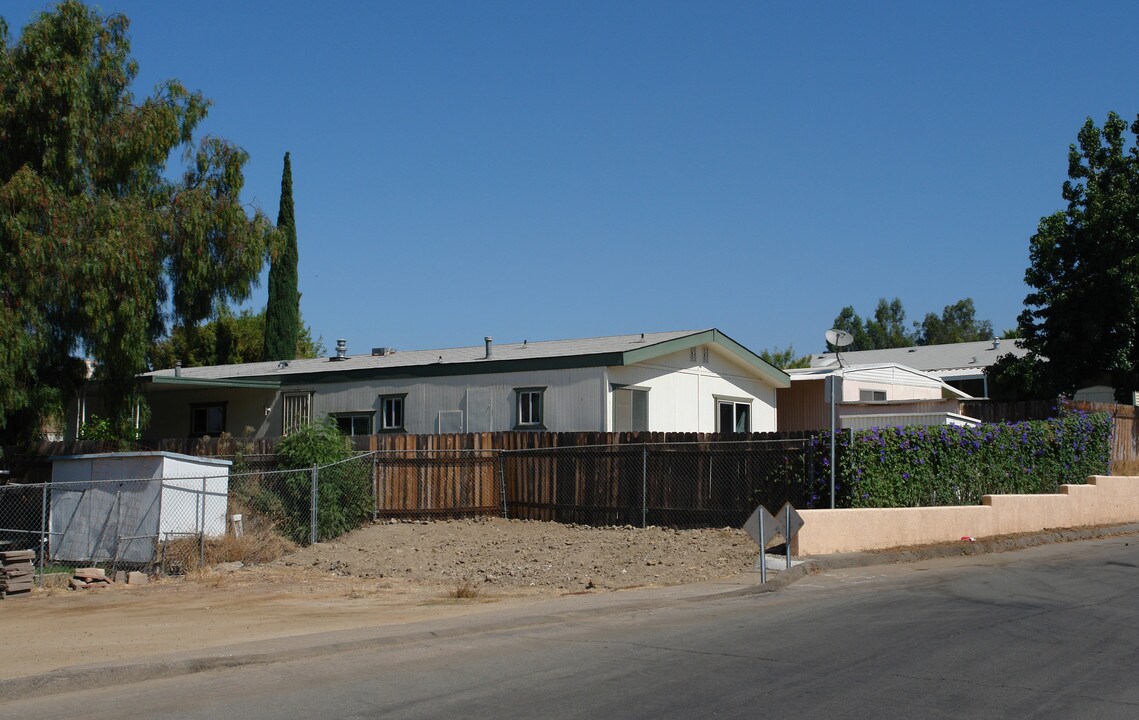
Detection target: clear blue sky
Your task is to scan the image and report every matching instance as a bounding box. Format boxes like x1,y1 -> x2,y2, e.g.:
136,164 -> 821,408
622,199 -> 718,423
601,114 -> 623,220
7,1 -> 1139,361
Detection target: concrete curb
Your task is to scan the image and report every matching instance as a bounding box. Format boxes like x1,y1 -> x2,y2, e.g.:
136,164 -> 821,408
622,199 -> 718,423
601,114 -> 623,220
4,522 -> 1138,702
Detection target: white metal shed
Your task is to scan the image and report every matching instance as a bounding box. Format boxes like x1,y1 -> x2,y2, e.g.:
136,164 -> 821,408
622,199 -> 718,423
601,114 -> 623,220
49,452 -> 231,564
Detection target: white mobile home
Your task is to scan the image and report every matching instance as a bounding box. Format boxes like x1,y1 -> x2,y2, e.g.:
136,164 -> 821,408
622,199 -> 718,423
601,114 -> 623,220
135,329 -> 789,440
778,363 -> 974,432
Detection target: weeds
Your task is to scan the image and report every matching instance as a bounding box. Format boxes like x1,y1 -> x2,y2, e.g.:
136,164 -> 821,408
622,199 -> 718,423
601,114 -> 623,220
448,578 -> 480,599
159,527 -> 298,573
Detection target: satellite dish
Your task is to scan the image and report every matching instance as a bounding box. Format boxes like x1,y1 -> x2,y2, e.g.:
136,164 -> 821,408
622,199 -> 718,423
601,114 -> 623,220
825,329 -> 853,347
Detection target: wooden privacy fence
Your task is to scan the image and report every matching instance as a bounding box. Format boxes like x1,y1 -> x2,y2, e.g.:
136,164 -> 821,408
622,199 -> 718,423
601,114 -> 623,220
365,433 -> 501,519
362,431 -> 821,528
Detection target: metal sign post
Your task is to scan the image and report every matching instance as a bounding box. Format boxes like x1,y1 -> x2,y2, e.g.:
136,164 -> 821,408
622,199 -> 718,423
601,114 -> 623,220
742,505 -> 779,584
777,502 -> 805,569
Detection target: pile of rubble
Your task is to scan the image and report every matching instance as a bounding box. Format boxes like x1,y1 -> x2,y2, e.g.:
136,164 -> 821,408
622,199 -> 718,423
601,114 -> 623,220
0,549 -> 35,598
69,567 -> 113,590
69,568 -> 149,590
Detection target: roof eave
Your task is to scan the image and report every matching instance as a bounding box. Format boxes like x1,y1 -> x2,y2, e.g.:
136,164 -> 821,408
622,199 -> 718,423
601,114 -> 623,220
140,376 -> 281,391
619,329 -> 790,388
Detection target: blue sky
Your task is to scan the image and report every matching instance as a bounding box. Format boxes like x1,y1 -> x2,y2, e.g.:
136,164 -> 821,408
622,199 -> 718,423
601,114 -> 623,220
7,1 -> 1139,361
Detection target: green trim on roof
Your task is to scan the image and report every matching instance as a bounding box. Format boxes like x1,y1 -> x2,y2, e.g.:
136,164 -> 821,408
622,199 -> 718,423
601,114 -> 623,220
143,329 -> 789,389
620,330 -> 716,366
261,330 -> 790,387
280,353 -> 627,384
620,329 -> 789,388
142,376 -> 281,390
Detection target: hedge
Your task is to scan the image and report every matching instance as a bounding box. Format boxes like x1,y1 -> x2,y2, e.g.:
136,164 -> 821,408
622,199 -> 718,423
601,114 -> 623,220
808,408 -> 1112,508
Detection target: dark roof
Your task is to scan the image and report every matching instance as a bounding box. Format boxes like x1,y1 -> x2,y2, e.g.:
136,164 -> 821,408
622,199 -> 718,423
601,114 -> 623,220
142,329 -> 790,388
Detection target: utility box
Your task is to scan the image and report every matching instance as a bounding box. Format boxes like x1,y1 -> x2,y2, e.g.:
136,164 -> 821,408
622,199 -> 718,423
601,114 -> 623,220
49,452 -> 231,564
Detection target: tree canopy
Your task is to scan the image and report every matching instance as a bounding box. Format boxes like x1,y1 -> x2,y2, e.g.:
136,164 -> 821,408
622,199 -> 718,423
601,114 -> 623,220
827,297 -> 994,352
0,2 -> 273,440
150,306 -> 324,370
759,345 -> 811,370
915,298 -> 994,346
1010,112 -> 1139,401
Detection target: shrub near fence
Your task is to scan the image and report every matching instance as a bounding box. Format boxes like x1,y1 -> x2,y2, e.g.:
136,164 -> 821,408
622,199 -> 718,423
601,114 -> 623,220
829,408 -> 1112,508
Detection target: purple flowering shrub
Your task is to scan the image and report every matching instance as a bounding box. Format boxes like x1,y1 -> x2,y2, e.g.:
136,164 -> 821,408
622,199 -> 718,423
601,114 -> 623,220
827,407 -> 1111,508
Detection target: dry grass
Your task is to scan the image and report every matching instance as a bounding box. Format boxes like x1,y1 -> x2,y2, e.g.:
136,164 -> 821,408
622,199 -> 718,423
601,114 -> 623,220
160,528 -> 298,574
448,578 -> 481,599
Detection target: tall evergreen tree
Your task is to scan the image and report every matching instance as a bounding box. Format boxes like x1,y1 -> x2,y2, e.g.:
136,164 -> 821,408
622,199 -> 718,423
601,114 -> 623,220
264,152 -> 300,360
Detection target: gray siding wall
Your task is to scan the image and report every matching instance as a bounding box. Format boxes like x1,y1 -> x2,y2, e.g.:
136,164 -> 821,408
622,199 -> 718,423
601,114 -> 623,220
278,367 -> 609,435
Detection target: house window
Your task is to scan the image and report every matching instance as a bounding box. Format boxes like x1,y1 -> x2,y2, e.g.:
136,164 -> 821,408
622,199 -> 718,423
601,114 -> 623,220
282,392 -> 312,435
515,387 -> 545,429
335,413 -> 373,436
380,395 -> 406,432
716,399 -> 751,433
613,386 -> 649,432
189,403 -> 226,437
859,389 -> 887,402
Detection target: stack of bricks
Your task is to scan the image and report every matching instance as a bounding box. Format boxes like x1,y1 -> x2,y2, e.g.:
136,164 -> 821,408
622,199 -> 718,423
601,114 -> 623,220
70,567 -> 113,590
0,549 -> 36,598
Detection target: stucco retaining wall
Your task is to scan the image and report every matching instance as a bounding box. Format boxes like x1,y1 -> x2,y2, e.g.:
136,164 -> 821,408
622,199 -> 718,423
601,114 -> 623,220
792,475 -> 1139,556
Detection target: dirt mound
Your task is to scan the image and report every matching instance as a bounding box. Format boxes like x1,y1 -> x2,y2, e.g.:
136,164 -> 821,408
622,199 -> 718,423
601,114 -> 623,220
274,517 -> 759,591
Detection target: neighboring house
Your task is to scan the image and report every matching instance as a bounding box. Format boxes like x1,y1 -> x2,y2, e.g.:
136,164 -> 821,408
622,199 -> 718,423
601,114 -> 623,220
778,363 -> 975,432
810,338 -> 1028,398
128,329 -> 789,441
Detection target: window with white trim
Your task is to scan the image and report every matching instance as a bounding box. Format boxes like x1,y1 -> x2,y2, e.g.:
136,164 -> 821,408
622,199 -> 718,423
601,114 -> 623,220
859,389 -> 887,402
380,395 -> 405,432
515,387 -> 545,429
613,386 -> 649,432
282,392 -> 312,435
716,399 -> 751,433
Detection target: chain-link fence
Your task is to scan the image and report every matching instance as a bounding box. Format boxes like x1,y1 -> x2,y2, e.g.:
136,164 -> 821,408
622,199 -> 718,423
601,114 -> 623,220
0,438 -> 823,584
501,438 -> 822,528
0,473 -> 238,578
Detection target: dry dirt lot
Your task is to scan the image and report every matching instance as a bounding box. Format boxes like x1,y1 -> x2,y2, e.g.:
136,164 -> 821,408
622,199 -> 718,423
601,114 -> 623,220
279,516 -> 758,590
0,518 -> 761,679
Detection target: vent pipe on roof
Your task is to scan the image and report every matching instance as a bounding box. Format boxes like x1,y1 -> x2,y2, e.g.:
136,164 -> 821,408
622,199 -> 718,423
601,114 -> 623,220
333,338 -> 347,360
484,336 -> 493,359
174,361 -> 181,377
993,337 -> 1000,350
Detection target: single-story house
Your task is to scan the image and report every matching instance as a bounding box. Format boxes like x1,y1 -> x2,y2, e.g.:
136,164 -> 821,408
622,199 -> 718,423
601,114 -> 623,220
778,362 -> 975,432
809,338 -> 1028,399
123,329 -> 789,441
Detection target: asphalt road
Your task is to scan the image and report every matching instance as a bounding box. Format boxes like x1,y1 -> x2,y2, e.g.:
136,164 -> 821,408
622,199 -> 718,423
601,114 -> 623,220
7,537 -> 1139,719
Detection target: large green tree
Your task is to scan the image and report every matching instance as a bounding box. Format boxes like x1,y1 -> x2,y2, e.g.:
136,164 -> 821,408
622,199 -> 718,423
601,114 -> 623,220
0,2 -> 273,440
150,306 -> 323,369
264,152 -> 299,361
915,298 -> 994,346
829,298 -> 915,351
829,297 -> 994,352
1015,112 -> 1139,400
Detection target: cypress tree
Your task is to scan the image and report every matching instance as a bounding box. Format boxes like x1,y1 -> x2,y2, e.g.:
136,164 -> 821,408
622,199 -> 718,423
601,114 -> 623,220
265,152 -> 300,360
